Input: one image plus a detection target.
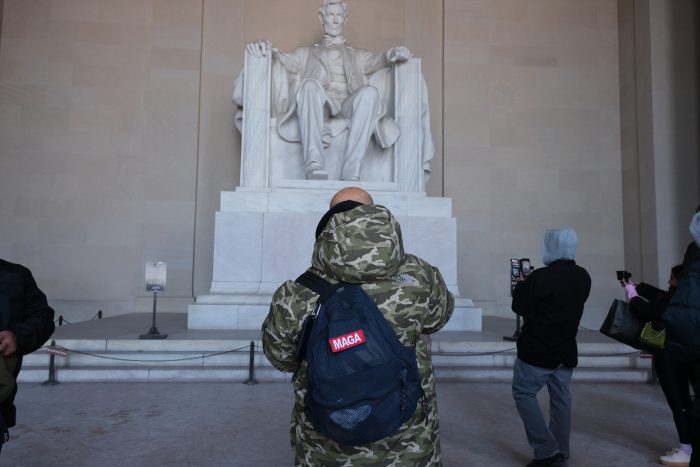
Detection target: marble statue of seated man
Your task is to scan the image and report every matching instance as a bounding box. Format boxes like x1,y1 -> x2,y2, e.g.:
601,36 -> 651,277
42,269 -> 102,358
237,0 -> 413,181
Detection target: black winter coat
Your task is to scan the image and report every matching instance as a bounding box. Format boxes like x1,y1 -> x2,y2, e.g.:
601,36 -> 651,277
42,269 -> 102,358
0,260 -> 55,426
681,242 -> 700,278
512,259 -> 591,369
629,282 -> 673,330
664,260 -> 700,361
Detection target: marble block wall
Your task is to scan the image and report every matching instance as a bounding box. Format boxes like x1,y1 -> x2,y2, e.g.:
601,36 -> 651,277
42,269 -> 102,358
618,0 -> 700,287
443,0 -> 626,328
188,188 -> 481,331
208,189 -> 458,293
0,0 -> 203,318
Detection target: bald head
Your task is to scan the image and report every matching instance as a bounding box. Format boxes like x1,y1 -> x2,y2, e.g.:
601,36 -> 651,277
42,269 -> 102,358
330,187 -> 373,208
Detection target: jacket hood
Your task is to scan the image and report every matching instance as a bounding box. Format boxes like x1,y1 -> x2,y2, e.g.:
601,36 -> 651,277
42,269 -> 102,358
312,204 -> 404,282
690,212 -> 700,247
541,228 -> 578,266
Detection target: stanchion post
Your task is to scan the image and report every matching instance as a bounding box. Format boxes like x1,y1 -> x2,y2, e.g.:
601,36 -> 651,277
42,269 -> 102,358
244,340 -> 259,385
139,291 -> 167,339
58,316 -> 63,326
98,310 -> 102,319
141,262 -> 167,339
42,340 -> 60,386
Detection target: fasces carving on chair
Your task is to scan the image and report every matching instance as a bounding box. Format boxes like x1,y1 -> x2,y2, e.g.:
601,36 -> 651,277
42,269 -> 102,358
232,0 -> 434,192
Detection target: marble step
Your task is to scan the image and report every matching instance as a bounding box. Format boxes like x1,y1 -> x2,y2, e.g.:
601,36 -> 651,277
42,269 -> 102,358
25,314 -> 650,383
22,350 -> 269,368
18,366 -> 286,384
23,349 -> 650,371
431,353 -> 650,369
20,345 -> 651,384
18,366 -> 651,384
435,367 -> 651,383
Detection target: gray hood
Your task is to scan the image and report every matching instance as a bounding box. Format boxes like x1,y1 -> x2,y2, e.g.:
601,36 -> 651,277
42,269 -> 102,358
691,212 -> 700,247
541,228 -> 578,266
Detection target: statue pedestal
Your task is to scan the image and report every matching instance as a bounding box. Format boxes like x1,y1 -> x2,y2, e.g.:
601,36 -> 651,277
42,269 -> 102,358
188,186 -> 482,331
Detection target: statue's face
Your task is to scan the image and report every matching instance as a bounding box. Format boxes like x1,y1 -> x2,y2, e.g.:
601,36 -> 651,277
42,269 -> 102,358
320,3 -> 346,37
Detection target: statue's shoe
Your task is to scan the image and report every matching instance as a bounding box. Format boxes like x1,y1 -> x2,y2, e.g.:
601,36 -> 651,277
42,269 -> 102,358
307,169 -> 328,180
305,161 -> 328,180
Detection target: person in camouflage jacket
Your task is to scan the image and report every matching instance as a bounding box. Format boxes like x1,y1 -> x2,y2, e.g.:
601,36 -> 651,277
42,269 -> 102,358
262,189 -> 454,466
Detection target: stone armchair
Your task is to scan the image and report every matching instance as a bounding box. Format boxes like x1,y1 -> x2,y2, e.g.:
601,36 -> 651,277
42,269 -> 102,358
233,50 -> 434,192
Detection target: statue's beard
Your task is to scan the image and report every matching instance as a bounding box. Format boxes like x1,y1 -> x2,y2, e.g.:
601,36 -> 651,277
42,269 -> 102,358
324,26 -> 343,37
323,33 -> 345,47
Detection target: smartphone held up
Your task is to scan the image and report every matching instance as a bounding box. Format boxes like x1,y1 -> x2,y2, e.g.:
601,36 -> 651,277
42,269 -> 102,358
511,258 -> 534,295
616,270 -> 632,282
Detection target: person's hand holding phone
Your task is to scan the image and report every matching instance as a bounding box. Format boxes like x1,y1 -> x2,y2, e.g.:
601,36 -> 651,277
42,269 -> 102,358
616,270 -> 632,287
616,270 -> 637,299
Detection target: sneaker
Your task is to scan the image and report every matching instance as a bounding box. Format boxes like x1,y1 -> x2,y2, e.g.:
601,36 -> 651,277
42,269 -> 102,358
526,452 -> 566,467
660,448 -> 690,467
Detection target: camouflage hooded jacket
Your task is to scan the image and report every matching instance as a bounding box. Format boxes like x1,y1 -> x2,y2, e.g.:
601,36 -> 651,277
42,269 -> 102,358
262,204 -> 454,466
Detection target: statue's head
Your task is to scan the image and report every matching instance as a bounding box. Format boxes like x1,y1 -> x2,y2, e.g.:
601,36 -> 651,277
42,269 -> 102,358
318,0 -> 348,37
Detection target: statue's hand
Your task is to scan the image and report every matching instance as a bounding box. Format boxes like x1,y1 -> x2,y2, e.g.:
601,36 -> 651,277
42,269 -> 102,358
246,39 -> 273,58
387,46 -> 412,63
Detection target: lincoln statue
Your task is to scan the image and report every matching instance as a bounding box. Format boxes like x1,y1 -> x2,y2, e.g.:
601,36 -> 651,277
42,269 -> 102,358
237,0 -> 416,181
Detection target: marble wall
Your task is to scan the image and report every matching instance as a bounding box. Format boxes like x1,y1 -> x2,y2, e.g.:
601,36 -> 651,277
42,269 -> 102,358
618,0 -> 699,287
1,0 -> 697,327
443,0 -> 625,326
0,0 -> 202,317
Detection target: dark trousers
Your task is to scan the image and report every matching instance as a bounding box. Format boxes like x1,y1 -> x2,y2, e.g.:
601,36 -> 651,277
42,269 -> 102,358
655,352 -> 694,444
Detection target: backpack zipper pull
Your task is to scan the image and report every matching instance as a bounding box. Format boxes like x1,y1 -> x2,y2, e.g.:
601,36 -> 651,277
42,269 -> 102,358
311,301 -> 322,319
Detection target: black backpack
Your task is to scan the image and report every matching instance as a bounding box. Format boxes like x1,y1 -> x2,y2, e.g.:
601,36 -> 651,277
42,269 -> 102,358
295,271 -> 423,445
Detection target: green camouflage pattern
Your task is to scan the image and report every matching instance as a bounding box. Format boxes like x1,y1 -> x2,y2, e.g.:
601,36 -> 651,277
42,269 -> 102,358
262,204 -> 454,466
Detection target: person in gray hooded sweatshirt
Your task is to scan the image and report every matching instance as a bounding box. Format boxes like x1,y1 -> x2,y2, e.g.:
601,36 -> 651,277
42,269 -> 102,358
511,228 -> 591,467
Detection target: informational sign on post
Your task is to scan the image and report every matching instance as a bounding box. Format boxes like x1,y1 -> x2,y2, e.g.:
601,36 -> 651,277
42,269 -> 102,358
145,262 -> 167,293
141,261 -> 167,339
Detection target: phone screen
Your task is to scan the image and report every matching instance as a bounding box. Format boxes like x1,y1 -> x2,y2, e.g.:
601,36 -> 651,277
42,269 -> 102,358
520,259 -> 531,274
511,259 -> 520,278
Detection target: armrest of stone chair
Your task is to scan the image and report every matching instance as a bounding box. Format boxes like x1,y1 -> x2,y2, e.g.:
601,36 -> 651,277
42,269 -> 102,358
393,58 -> 429,193
239,50 -> 272,188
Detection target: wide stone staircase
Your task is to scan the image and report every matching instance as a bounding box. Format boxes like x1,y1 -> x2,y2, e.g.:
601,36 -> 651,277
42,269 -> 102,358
18,313 -> 651,384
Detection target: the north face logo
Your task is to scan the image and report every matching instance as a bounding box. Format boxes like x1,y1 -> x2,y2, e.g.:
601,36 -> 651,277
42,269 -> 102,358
390,272 -> 418,285
329,330 -> 366,352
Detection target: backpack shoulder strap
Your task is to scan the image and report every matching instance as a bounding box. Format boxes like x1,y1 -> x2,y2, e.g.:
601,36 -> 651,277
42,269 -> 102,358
293,271 -> 335,365
295,271 -> 335,303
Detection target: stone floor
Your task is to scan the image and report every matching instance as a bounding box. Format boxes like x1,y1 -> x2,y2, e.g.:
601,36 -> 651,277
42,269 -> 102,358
3,380 -> 680,466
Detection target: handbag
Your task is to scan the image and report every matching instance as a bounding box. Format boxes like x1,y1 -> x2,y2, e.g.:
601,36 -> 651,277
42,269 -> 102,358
638,322 -> 665,349
599,299 -> 647,350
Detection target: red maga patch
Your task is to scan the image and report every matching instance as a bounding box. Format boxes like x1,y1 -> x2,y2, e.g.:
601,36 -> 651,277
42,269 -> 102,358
329,330 -> 366,352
